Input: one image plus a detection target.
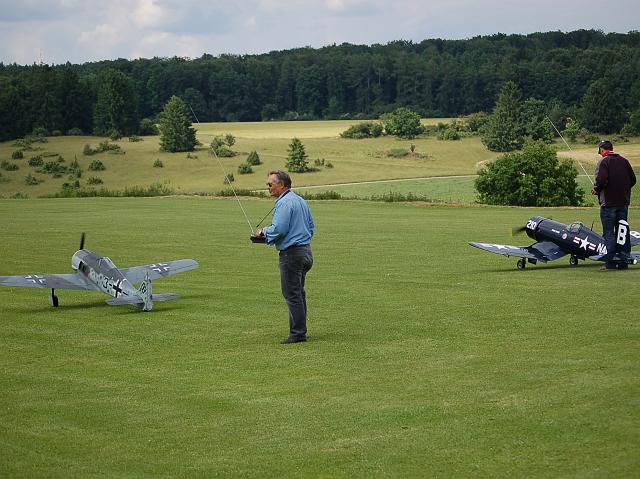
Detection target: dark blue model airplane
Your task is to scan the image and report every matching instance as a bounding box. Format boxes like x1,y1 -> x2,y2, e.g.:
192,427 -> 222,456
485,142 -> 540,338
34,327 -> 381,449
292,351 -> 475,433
469,216 -> 640,269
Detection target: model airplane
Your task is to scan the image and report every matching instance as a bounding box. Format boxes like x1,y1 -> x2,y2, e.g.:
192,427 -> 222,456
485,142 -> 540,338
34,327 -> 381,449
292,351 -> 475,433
469,216 -> 640,269
0,234 -> 198,310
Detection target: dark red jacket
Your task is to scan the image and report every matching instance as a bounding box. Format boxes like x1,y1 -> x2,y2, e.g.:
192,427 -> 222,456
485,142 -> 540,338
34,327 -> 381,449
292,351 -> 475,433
593,153 -> 636,206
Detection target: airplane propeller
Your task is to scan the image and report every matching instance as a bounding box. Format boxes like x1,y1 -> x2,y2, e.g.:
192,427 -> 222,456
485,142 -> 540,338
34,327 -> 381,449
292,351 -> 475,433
511,225 -> 527,236
511,217 -> 552,236
80,233 -> 85,250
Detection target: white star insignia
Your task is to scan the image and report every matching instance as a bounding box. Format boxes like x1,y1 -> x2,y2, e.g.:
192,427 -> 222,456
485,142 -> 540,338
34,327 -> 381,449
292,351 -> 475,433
578,236 -> 590,250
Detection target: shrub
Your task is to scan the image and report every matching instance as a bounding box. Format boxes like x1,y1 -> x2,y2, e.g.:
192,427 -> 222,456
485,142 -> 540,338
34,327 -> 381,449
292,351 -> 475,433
246,151 -> 262,165
24,173 -> 42,185
437,128 -> 461,140
83,144 -> 94,155
387,148 -> 409,158
12,150 -> 24,159
13,138 -> 33,150
340,122 -> 384,139
96,140 -> 123,154
88,160 -> 106,171
32,126 -> 49,137
139,118 -> 159,136
380,107 -> 425,139
223,173 -> 235,184
52,130 -> 63,137
153,159 -> 164,168
238,164 -> 253,174
1,161 -> 19,171
128,135 -> 142,142
475,140 -> 584,206
463,112 -> 490,133
61,180 -> 81,191
224,134 -> 236,147
37,161 -> 67,178
28,156 -> 43,167
68,158 -> 82,178
87,177 -> 104,185
581,131 -> 599,145
326,161 -> 334,168
300,190 -> 343,200
109,129 -> 122,141
122,182 -> 174,197
67,128 -> 84,136
210,135 -> 236,157
562,118 -> 581,142
212,145 -> 234,157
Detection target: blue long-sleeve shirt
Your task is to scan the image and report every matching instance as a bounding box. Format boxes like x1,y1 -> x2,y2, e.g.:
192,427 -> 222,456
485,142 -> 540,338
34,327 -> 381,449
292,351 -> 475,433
262,190 -> 315,250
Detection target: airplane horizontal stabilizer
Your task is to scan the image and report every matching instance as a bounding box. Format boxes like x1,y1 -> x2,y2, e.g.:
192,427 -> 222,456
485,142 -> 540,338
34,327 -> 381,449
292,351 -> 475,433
151,293 -> 180,302
105,293 -> 180,307
105,297 -> 143,307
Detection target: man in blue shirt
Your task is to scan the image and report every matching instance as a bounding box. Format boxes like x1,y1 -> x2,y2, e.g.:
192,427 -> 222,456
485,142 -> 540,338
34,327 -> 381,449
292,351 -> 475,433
256,170 -> 315,344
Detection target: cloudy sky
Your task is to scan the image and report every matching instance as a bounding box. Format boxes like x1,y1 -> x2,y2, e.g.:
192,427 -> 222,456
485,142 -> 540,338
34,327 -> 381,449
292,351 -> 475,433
1,0 -> 638,65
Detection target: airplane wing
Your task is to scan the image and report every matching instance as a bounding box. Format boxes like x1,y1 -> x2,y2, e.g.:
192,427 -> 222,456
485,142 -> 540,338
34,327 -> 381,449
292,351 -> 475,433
0,273 -> 97,290
119,259 -> 198,284
468,241 -> 568,263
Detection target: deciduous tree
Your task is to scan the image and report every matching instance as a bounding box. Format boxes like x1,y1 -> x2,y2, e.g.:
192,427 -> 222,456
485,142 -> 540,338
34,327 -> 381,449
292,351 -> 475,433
475,140 -> 583,206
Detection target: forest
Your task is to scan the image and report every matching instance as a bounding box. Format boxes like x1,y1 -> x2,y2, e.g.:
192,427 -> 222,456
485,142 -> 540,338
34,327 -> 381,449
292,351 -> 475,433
0,29 -> 639,141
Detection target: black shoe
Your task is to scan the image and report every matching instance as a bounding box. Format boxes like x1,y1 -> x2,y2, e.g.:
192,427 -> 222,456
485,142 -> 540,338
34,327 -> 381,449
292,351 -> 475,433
280,336 -> 307,344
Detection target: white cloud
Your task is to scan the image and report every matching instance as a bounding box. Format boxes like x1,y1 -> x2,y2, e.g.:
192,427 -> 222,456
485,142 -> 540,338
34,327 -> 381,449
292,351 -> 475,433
1,0 -> 640,64
131,0 -> 170,29
78,23 -> 125,48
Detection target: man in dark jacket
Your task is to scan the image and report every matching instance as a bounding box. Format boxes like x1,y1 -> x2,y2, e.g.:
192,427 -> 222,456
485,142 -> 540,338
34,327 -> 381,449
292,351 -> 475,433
592,140 -> 637,270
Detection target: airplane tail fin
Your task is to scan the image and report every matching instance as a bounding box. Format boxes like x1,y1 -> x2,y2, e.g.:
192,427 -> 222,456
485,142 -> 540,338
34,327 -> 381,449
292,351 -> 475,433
138,272 -> 153,311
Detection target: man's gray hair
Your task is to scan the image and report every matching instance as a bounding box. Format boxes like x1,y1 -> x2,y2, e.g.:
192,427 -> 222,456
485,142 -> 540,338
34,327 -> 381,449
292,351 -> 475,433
269,170 -> 292,188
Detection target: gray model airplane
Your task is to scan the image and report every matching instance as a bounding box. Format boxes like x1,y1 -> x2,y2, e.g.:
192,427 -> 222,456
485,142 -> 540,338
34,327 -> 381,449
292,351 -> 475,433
0,234 -> 198,311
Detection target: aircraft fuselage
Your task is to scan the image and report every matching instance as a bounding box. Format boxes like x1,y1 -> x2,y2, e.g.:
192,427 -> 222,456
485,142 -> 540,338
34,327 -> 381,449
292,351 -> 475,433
71,250 -> 138,299
525,216 -> 610,259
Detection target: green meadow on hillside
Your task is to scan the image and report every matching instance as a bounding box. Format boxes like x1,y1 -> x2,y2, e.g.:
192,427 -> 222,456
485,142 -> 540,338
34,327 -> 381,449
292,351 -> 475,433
0,197 -> 639,477
2,120 -> 636,204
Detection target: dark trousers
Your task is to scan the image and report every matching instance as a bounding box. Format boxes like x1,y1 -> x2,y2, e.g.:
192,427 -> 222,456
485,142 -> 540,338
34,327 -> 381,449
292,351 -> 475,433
279,245 -> 313,339
600,206 -> 629,266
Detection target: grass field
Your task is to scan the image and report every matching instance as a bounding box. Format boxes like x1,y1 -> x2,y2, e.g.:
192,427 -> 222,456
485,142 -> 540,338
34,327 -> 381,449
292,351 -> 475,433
1,197 -> 639,477
2,120 -> 637,202
295,175 -> 640,206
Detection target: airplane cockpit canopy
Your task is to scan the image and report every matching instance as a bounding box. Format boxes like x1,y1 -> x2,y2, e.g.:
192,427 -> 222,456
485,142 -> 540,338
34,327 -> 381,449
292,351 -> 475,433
567,222 -> 584,233
99,257 -> 116,269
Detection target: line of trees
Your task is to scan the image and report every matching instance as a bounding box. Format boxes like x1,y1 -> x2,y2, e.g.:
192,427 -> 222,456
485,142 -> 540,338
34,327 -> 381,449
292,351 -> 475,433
1,29 -> 639,142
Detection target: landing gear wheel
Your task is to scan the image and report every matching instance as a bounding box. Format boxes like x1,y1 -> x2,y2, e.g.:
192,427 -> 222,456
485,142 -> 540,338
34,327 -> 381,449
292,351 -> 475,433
569,255 -> 579,266
516,258 -> 526,270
